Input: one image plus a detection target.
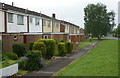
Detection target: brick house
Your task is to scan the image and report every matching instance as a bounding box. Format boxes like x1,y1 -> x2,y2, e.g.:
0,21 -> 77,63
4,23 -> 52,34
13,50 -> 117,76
0,2 -> 85,52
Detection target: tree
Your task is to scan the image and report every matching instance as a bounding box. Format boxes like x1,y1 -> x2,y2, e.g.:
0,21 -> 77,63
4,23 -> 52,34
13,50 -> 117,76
84,3 -> 115,39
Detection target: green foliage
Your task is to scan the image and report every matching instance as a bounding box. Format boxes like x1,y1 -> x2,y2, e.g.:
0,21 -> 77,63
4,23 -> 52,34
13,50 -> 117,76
84,3 -> 115,39
58,43 -> 66,56
66,42 -> 74,54
18,58 -> 27,69
2,52 -> 18,60
13,43 -> 26,57
29,42 -> 34,50
33,42 -> 46,58
2,59 -> 17,68
60,40 -> 67,42
26,50 -> 42,71
38,39 -> 56,59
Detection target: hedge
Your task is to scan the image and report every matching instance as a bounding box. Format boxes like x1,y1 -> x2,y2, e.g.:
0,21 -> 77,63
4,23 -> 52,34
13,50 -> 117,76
58,42 -> 66,56
33,42 -> 46,58
13,43 -> 26,57
26,50 -> 42,71
38,39 -> 56,59
29,42 -> 34,50
65,42 -> 74,54
2,52 -> 18,60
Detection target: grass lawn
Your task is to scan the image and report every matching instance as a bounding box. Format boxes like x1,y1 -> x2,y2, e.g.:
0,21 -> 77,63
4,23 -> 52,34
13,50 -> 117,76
56,39 -> 118,76
16,69 -> 29,76
78,38 -> 97,49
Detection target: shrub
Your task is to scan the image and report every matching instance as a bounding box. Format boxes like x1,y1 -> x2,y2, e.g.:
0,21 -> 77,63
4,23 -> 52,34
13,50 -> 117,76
26,50 -> 42,71
66,42 -> 74,54
18,56 -> 28,69
2,52 -> 18,60
13,43 -> 26,57
2,59 -> 17,68
60,40 -> 67,42
29,42 -> 34,50
38,39 -> 56,59
33,42 -> 46,58
58,42 -> 66,56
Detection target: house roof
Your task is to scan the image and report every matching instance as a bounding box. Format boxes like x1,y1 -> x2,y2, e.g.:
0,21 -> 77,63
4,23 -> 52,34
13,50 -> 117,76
1,2 -> 79,27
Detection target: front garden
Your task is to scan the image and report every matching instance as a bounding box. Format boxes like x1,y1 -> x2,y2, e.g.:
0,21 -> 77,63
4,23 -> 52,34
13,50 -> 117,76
0,39 -> 74,76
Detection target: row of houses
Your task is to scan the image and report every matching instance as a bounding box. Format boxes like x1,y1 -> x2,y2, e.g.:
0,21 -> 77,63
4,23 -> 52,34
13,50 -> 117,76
0,2 -> 85,52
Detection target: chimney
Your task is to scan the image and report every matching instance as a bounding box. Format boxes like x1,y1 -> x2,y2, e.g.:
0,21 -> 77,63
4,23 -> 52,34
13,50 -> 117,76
52,13 -> 56,18
12,2 -> 14,6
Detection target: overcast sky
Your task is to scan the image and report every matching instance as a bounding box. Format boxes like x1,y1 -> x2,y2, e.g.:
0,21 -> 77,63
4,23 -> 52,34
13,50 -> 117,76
0,0 -> 119,28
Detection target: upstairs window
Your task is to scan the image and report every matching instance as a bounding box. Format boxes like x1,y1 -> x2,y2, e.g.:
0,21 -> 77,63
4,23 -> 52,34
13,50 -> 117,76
43,19 -> 46,26
56,22 -> 59,28
29,17 -> 33,24
35,18 -> 40,25
17,15 -> 24,25
47,20 -> 51,27
8,13 -> 13,23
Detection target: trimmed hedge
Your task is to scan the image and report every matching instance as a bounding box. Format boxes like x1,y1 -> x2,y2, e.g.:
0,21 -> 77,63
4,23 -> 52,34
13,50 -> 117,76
2,52 -> 18,60
65,42 -> 74,54
13,43 -> 26,57
33,42 -> 46,58
58,42 -> 66,56
29,42 -> 34,50
26,50 -> 42,71
38,39 -> 56,59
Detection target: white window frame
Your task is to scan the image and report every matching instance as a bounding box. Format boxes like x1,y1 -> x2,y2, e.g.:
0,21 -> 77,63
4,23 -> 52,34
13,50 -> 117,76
29,17 -> 33,24
8,13 -> 13,23
47,20 -> 51,27
43,19 -> 46,26
35,18 -> 40,25
17,15 -> 24,25
56,22 -> 59,28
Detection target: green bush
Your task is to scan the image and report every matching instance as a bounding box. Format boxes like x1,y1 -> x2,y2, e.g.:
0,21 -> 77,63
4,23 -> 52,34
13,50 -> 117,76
38,39 -> 56,59
13,43 -> 26,57
26,50 -> 42,71
60,40 -> 67,42
2,59 -> 17,68
18,57 -> 27,69
33,42 -> 46,58
29,42 -> 34,50
66,42 -> 74,54
58,42 -> 66,56
2,52 -> 18,60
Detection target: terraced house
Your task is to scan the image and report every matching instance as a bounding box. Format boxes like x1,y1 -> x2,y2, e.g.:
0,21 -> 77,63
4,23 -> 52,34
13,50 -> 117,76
0,2 -> 85,52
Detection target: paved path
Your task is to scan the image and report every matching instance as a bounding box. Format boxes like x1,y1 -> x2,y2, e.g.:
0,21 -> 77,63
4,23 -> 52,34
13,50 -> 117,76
20,40 -> 102,78
105,36 -> 120,40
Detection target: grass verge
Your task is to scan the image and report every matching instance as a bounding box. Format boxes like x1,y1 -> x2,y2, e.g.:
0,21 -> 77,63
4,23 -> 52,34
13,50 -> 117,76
56,39 -> 118,76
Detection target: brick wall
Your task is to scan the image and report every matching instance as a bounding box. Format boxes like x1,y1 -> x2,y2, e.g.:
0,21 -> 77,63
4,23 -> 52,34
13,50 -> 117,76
2,33 -> 24,52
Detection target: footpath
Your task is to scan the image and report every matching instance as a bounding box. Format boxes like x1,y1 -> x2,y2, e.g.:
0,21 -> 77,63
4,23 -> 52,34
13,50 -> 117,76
21,40 -> 102,78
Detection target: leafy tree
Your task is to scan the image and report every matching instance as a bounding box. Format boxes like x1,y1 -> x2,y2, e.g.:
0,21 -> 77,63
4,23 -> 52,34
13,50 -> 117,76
84,3 -> 115,39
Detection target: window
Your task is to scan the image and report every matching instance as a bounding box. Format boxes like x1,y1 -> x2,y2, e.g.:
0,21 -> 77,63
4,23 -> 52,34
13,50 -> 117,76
44,35 -> 48,39
53,22 -> 55,27
47,20 -> 51,27
43,19 -> 46,26
17,15 -> 24,25
35,18 -> 40,25
29,17 -> 33,24
56,22 -> 59,28
8,13 -> 13,23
